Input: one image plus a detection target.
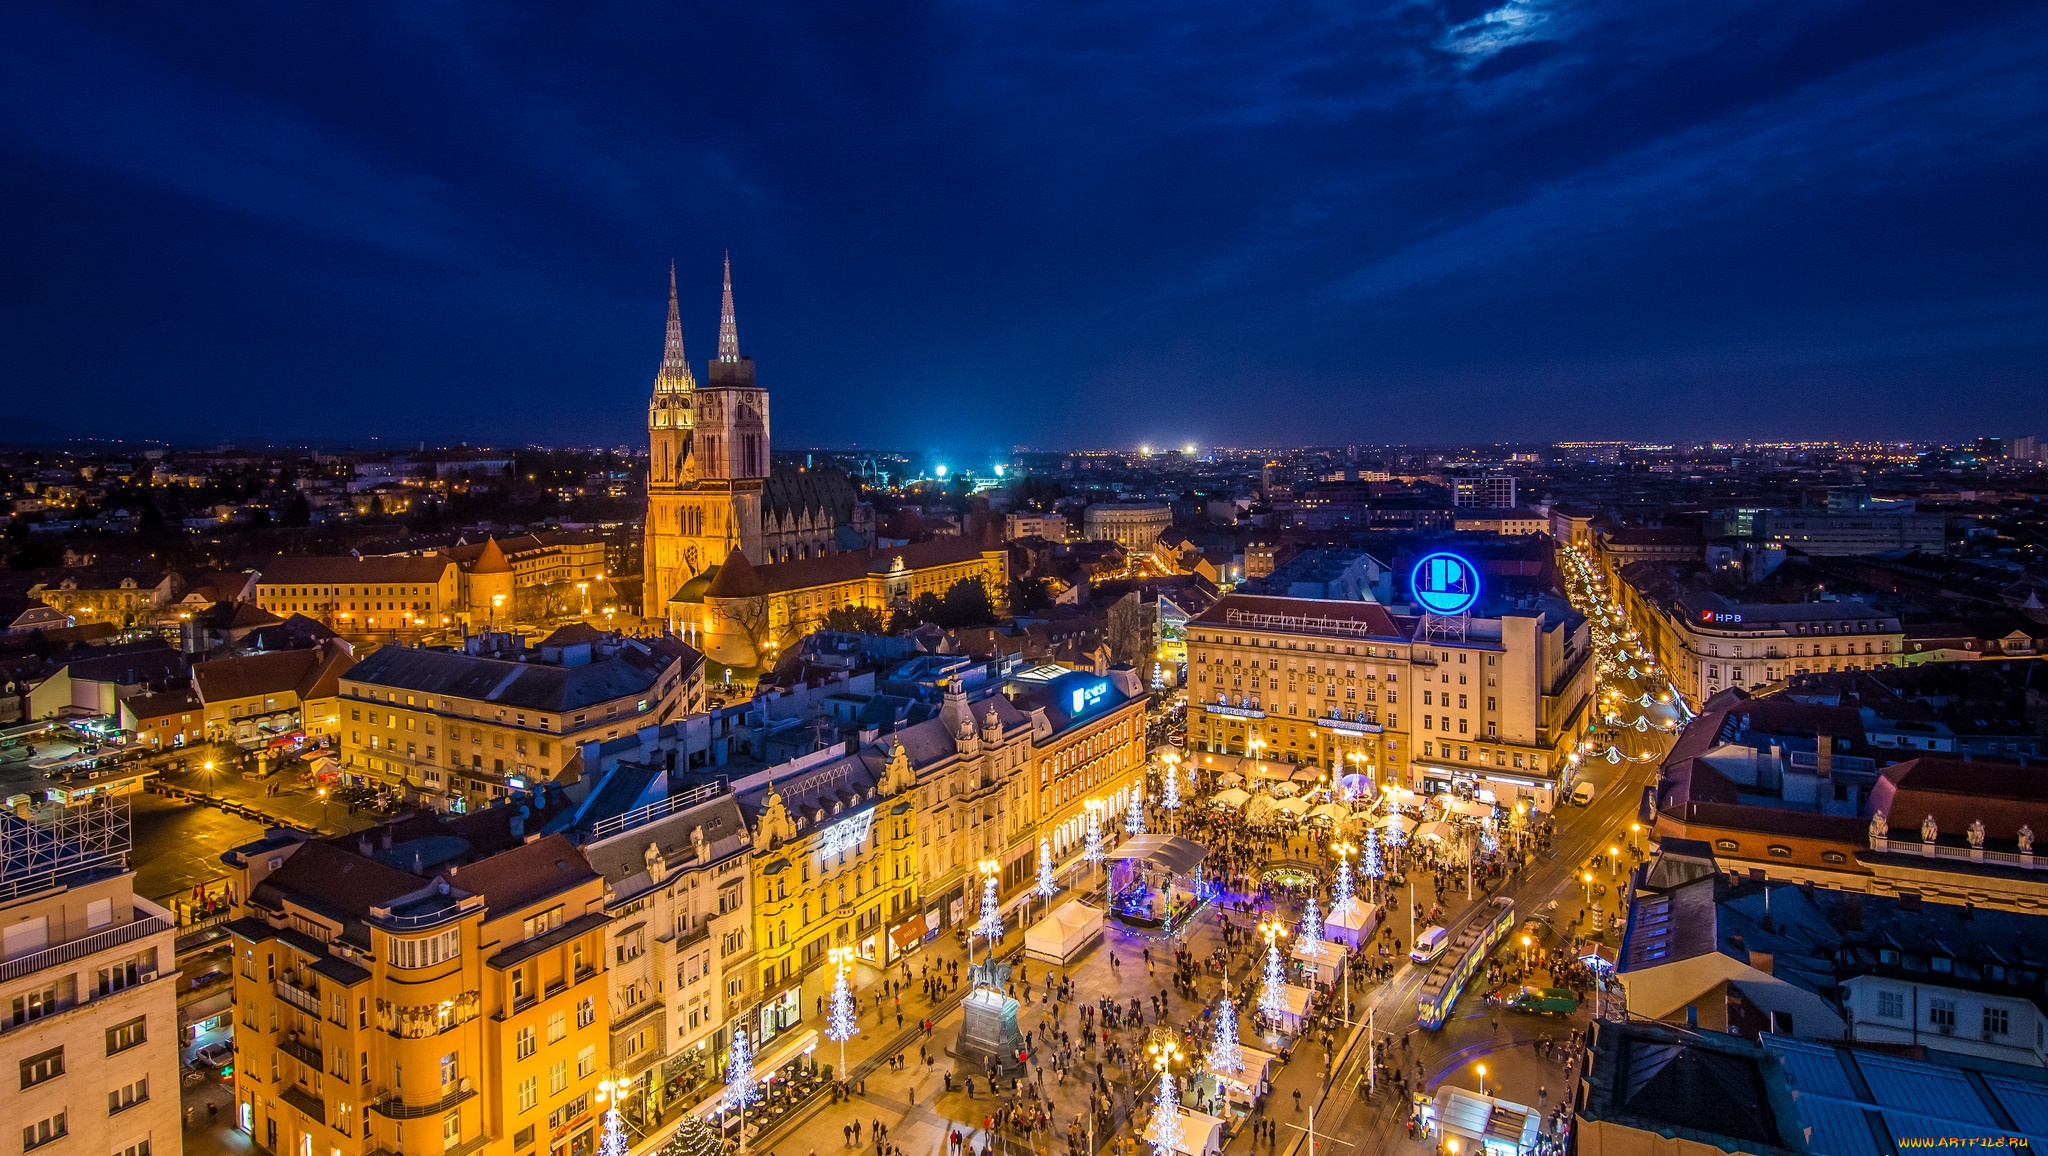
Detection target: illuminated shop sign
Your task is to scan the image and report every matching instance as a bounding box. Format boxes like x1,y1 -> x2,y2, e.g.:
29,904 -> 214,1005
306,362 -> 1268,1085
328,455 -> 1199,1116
1069,679 -> 1111,716
1699,610 -> 1743,624
1410,552 -> 1481,617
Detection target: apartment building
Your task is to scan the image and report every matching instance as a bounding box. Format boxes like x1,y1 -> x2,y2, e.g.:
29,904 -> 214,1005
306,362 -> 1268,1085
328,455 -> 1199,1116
191,640 -> 356,747
255,556 -> 466,633
581,785 -> 753,1124
1184,593 -> 1592,808
337,630 -> 703,808
880,682 -> 1038,934
738,748 -> 918,1042
1613,566 -> 1904,705
1007,667 -> 1147,866
222,822 -> 610,1156
0,800 -> 181,1156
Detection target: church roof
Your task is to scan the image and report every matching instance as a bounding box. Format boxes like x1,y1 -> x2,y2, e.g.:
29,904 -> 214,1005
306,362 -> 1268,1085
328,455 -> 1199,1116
764,464 -> 859,525
703,552 -> 767,598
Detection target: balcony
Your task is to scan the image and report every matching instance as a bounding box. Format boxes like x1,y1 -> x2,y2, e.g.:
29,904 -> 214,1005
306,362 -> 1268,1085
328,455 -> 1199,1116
368,1078 -> 476,1120
275,976 -> 321,1015
0,913 -> 173,984
279,1033 -> 323,1068
279,1084 -> 326,1122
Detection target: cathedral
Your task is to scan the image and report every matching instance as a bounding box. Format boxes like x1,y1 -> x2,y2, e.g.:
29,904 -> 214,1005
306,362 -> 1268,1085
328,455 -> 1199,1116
642,258 -> 871,618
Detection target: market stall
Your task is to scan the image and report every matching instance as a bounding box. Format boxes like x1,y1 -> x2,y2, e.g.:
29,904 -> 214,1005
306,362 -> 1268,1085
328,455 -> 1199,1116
1326,900 -> 1382,949
1201,1044 -> 1279,1109
1291,938 -> 1348,988
1024,899 -> 1104,966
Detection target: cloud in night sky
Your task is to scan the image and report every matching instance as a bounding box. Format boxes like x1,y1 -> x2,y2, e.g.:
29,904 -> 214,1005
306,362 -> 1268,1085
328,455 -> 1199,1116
0,0 -> 2043,450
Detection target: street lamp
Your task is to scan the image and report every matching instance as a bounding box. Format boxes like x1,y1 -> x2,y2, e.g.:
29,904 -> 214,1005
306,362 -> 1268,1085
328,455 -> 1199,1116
317,787 -> 329,829
1583,871 -> 1595,905
1630,822 -> 1641,853
1477,1062 -> 1487,1097
1610,845 -> 1622,880
1521,934 -> 1533,969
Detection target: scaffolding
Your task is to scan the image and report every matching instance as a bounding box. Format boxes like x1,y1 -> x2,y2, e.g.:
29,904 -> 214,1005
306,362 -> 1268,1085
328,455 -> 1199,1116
0,795 -> 131,901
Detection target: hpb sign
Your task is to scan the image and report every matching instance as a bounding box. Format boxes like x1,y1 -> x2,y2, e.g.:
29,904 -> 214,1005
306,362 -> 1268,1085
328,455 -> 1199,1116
1410,551 -> 1481,616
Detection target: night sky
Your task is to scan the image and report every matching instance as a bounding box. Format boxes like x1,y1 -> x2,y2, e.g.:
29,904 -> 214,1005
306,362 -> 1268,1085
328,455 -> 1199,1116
4,1 -> 2045,451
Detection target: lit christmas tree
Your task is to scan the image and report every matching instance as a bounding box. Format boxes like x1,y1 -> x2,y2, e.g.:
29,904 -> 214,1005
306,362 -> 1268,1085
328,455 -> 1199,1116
597,1096 -> 629,1156
1298,895 -> 1324,956
1259,937 -> 1287,1014
1085,804 -> 1105,865
825,957 -> 857,1078
1125,789 -> 1146,835
1208,991 -> 1243,1073
1160,763 -> 1181,811
1151,1062 -> 1182,1156
723,1025 -> 758,1122
1036,836 -> 1057,898
1330,853 -> 1357,920
973,870 -> 1005,943
1362,829 -> 1383,880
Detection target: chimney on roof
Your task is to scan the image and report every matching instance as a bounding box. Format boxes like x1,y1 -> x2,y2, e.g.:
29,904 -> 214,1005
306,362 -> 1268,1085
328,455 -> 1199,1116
1817,734 -> 1833,780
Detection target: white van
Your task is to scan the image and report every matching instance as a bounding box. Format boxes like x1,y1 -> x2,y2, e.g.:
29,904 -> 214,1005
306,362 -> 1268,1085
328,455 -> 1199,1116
1570,781 -> 1597,807
1410,926 -> 1450,964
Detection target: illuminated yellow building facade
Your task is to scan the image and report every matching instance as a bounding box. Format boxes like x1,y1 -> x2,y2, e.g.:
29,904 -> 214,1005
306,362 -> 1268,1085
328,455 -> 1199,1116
223,829 -> 611,1156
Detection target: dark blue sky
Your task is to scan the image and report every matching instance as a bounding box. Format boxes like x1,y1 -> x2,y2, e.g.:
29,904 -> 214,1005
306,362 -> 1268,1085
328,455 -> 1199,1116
3,1 -> 2045,450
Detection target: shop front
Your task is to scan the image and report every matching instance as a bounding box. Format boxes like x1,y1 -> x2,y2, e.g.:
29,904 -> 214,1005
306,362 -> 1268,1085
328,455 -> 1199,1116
757,986 -> 801,1043
887,913 -> 929,963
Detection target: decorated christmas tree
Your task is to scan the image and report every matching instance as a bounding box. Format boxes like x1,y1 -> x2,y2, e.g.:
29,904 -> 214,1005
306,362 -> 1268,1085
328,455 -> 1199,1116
826,963 -> 857,1049
597,1101 -> 629,1156
1125,788 -> 1146,834
1207,991 -> 1243,1073
1298,895 -> 1324,956
654,1117 -> 721,1156
1160,763 -> 1181,811
973,871 -> 1004,943
1036,836 -> 1057,898
724,1025 -> 759,1120
1259,938 -> 1287,1014
1085,805 -> 1105,865
1330,854 -> 1358,920
1151,1064 -> 1183,1156
1362,828 -> 1383,880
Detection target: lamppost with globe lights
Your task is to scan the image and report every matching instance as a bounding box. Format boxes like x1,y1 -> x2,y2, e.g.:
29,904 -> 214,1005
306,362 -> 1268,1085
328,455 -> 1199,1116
1147,1038 -> 1184,1156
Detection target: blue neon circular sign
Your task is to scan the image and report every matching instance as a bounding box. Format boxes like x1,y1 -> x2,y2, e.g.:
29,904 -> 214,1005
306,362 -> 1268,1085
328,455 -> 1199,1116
1410,551 -> 1481,616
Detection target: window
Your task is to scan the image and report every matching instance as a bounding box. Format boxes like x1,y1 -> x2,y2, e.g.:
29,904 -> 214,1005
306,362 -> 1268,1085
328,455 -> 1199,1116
1984,1007 -> 2011,1037
1878,990 -> 1905,1020
576,997 -> 595,1028
517,1076 -> 538,1112
546,1011 -> 566,1043
515,1026 -> 536,1059
439,1053 -> 459,1087
12,986 -> 58,1026
106,1016 -> 147,1054
22,1113 -> 65,1151
548,1060 -> 568,1095
391,928 -> 461,969
1929,999 -> 1957,1028
514,1126 -> 536,1150
19,1047 -> 63,1089
576,1045 -> 596,1079
115,1141 -> 152,1156
109,1076 -> 150,1113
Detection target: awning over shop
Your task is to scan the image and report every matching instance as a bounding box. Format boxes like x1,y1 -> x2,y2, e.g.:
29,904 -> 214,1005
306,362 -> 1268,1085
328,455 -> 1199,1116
1210,787 -> 1251,808
1307,803 -> 1351,823
890,914 -> 929,951
1377,813 -> 1416,835
179,988 -> 234,1029
1413,820 -> 1456,843
1104,834 -> 1209,875
1272,796 -> 1310,817
1440,798 -> 1494,820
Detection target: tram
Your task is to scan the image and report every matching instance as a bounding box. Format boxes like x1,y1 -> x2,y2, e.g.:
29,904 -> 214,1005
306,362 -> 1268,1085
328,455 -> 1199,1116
1416,895 -> 1515,1030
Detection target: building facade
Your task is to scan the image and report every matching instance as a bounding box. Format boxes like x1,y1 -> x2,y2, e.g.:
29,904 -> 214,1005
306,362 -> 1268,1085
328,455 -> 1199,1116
1184,593 -> 1592,808
1008,668 -> 1148,865
1613,578 -> 1905,706
0,802 -> 181,1156
1081,504 -> 1172,552
337,632 -> 703,807
222,828 -> 612,1156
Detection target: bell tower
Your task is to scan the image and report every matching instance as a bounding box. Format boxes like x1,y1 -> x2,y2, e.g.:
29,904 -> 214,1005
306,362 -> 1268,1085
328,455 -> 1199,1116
642,255 -> 769,620
643,263 -> 698,617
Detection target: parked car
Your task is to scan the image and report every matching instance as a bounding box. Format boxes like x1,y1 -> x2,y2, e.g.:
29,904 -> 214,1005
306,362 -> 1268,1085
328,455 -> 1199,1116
194,1042 -> 234,1071
1410,926 -> 1450,964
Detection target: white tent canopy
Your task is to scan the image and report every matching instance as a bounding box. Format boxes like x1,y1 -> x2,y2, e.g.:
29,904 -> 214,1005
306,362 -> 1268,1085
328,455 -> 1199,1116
1377,812 -> 1416,835
1272,796 -> 1310,817
1440,797 -> 1494,820
1414,820 -> 1457,844
1210,787 -> 1252,808
1025,899 -> 1104,965
1327,900 -> 1382,948
1307,802 -> 1351,823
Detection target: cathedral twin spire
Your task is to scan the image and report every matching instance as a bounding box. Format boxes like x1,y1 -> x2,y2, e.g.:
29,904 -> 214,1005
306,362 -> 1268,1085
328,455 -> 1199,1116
654,254 -> 740,393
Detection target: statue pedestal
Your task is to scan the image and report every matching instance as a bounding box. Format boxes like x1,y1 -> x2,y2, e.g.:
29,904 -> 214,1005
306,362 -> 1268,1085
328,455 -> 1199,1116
1971,848 -> 1985,863
956,988 -> 1027,1076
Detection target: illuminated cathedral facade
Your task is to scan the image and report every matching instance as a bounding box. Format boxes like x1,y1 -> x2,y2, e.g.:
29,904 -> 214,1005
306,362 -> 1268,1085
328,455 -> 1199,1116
642,258 -> 869,618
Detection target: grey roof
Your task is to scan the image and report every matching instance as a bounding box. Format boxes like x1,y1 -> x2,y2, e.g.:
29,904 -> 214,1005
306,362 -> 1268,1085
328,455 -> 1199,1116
584,793 -> 750,901
1761,1036 -> 2048,1156
343,636 -> 694,713
1104,834 -> 1208,875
